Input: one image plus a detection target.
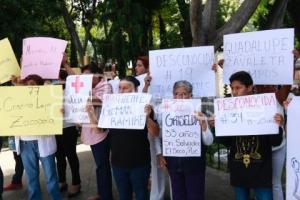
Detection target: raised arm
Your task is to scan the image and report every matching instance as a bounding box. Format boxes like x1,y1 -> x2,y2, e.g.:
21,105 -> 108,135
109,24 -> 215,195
145,104 -> 160,137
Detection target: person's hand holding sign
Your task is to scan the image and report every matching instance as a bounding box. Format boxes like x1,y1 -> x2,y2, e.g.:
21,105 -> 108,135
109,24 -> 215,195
195,112 -> 208,132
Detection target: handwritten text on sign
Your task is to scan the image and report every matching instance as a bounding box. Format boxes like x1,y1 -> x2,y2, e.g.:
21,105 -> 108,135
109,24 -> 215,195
149,46 -> 215,98
0,85 -> 63,136
286,97 -> 300,200
223,29 -> 294,84
214,93 -> 279,136
21,37 -> 67,79
0,38 -> 20,84
99,93 -> 152,129
64,75 -> 93,123
162,99 -> 202,157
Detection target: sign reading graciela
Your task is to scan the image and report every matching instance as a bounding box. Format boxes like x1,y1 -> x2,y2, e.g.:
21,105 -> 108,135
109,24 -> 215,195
149,46 -> 215,99
0,85 -> 63,135
162,99 -> 202,157
223,29 -> 294,85
98,93 -> 152,129
214,93 -> 279,136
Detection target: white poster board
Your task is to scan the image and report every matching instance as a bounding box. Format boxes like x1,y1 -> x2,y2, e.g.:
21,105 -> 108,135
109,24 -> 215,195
150,46 -> 215,99
214,93 -> 279,136
136,73 -> 147,93
99,93 -> 152,129
223,29 -> 294,85
287,97 -> 300,200
108,79 -> 120,94
162,99 -> 202,157
64,75 -> 93,123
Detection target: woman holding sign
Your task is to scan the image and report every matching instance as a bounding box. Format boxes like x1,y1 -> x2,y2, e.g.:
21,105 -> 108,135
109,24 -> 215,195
135,56 -> 168,200
108,76 -> 159,200
13,74 -> 62,200
81,64 -> 113,200
157,80 -> 213,200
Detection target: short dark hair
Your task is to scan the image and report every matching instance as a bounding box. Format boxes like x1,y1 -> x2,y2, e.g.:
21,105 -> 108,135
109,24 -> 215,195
59,69 -> 68,81
229,71 -> 253,87
121,76 -> 140,88
81,62 -> 103,74
23,74 -> 44,85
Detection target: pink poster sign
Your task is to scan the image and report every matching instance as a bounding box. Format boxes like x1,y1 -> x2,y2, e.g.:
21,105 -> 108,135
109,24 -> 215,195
21,37 -> 67,79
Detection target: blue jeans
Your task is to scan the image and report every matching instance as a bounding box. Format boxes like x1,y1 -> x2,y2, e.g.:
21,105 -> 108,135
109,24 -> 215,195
234,187 -> 273,200
112,164 -> 151,200
90,136 -> 112,200
20,140 -> 61,200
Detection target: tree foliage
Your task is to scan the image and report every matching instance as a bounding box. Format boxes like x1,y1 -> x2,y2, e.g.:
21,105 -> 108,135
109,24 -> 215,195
1,0 -> 299,74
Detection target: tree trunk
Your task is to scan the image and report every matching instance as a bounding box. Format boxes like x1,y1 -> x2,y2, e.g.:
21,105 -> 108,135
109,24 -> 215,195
70,40 -> 78,67
209,0 -> 261,49
176,0 -> 192,46
190,0 -> 204,46
202,0 -> 219,43
287,0 -> 300,42
264,0 -> 289,29
60,1 -> 84,65
159,14 -> 168,49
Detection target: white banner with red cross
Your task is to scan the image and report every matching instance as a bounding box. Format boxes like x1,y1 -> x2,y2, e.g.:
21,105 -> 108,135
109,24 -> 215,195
64,75 -> 93,123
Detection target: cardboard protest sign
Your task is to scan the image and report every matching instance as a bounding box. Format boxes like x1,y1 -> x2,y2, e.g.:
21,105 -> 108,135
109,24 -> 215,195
149,46 -> 215,99
214,93 -> 279,136
136,73 -> 147,93
64,75 -> 93,123
223,29 -> 294,84
98,93 -> 152,129
162,99 -> 202,157
286,97 -> 300,200
0,38 -> 20,84
21,37 -> 67,79
0,85 -> 63,135
108,79 -> 120,94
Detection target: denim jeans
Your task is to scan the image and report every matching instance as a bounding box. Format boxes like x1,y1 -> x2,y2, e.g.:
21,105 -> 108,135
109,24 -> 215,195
90,136 -> 112,200
234,187 -> 273,200
20,140 -> 61,200
112,164 -> 151,200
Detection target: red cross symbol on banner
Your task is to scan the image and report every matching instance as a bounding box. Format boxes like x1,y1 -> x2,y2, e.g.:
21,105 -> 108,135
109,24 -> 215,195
71,76 -> 84,93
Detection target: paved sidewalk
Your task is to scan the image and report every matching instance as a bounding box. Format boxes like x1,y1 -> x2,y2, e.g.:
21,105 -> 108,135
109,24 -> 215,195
1,144 -> 234,200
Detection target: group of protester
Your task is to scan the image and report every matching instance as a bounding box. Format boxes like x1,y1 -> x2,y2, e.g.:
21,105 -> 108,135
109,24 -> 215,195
0,48 -> 299,200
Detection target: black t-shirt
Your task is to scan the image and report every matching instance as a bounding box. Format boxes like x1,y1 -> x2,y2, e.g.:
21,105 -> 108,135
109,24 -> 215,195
218,128 -> 282,188
109,127 -> 151,169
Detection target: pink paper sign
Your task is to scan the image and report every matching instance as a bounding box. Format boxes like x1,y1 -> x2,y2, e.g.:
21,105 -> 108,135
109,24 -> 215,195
21,37 -> 67,79
23,37 -> 67,55
21,53 -> 63,79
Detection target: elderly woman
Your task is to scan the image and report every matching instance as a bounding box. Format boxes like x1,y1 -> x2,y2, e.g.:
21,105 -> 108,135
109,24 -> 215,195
158,80 -> 213,200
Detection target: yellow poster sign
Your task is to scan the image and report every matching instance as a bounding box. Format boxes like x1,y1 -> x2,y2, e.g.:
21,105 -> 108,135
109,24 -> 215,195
0,38 -> 20,84
0,85 -> 63,135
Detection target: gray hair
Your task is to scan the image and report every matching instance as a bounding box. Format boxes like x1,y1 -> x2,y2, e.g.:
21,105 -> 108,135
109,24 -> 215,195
173,80 -> 193,95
